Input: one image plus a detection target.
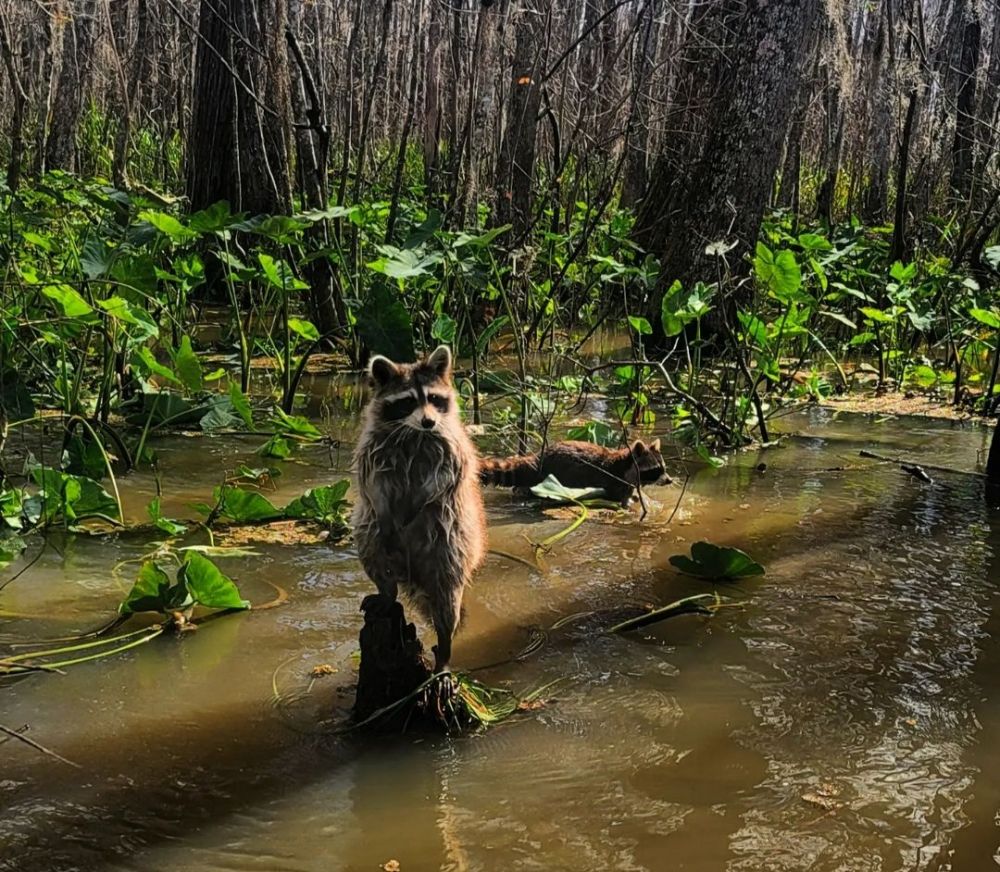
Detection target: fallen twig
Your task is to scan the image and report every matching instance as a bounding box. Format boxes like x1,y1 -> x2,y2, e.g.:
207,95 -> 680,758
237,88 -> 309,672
0,723 -> 81,768
859,450 -> 982,479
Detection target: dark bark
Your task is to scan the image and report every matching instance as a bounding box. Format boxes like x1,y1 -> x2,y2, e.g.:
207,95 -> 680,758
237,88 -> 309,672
186,0 -> 293,214
495,1 -> 545,239
890,88 -> 918,264
634,0 -> 822,334
0,9 -> 27,191
950,11 -> 980,202
353,594 -> 432,727
46,0 -> 99,173
620,0 -> 656,208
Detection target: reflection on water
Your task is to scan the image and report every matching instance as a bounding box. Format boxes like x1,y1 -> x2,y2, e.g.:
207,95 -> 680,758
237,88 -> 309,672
2,407 -> 1000,871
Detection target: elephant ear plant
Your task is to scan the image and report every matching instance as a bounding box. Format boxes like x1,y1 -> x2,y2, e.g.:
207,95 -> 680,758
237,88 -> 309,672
0,550 -> 251,679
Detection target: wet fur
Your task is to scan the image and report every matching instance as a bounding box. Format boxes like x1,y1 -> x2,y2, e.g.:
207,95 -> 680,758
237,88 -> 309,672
351,346 -> 486,672
480,439 -> 669,506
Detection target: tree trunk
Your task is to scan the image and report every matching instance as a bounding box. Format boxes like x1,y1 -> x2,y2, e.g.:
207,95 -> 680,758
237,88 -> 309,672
635,0 -> 822,336
0,9 -> 27,191
46,0 -> 99,173
495,1 -> 545,239
950,11 -> 980,203
186,0 -> 293,214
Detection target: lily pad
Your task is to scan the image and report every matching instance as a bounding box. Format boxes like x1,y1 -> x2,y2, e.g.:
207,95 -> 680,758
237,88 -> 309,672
669,541 -> 765,580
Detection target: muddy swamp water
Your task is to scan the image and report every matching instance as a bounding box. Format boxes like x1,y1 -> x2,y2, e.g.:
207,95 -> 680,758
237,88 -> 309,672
1,361 -> 1000,872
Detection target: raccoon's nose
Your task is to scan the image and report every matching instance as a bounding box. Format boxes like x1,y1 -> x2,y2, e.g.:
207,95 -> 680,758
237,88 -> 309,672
421,416 -> 436,430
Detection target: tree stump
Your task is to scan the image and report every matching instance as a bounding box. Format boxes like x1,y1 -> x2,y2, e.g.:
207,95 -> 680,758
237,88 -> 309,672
353,593 -> 432,727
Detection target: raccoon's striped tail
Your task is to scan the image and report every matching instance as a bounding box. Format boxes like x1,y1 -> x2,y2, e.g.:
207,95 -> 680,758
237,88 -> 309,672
479,455 -> 541,488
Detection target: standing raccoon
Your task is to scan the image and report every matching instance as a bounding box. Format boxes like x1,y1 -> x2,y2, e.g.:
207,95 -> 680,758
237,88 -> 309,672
480,439 -> 669,506
352,346 -> 486,673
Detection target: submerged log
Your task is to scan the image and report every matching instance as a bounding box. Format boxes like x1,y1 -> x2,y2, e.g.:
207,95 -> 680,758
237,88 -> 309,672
353,593 -> 432,727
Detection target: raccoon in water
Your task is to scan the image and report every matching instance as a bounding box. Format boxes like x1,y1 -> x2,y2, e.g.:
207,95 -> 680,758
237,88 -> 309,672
479,438 -> 669,506
352,345 -> 487,673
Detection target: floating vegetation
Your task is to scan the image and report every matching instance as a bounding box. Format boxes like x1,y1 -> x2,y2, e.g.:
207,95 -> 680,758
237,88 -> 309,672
669,542 -> 766,580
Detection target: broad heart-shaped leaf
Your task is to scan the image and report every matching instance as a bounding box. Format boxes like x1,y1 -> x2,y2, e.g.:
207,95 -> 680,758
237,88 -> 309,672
30,467 -> 119,525
42,284 -> 96,320
212,485 -> 281,523
356,279 -> 415,363
859,306 -> 895,324
628,315 -> 653,335
139,209 -> 197,242
669,541 -> 765,580
661,279 -> 694,337
172,335 -> 203,393
431,313 -> 457,344
146,496 -> 188,536
530,474 -> 606,503
120,559 -> 177,616
180,552 -> 249,610
283,481 -> 350,522
287,317 -> 320,342
969,307 -> 1000,329
753,243 -> 802,302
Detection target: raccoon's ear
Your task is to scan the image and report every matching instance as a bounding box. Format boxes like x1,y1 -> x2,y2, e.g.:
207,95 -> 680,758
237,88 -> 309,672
649,438 -> 661,452
630,440 -> 647,456
426,345 -> 452,378
368,355 -> 399,387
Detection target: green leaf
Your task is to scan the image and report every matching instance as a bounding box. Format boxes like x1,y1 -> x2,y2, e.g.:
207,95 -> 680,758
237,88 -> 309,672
0,534 -> 27,569
31,467 -> 119,525
42,284 -> 95,320
146,496 -> 188,536
818,310 -> 857,330
139,209 -> 197,242
530,474 -> 606,503
475,314 -> 510,353
565,421 -> 620,447
669,541 -> 765,580
199,396 -> 242,432
287,317 -> 320,342
661,280 -> 694,337
187,201 -> 236,233
969,308 -> 1000,329
889,260 -> 917,283
229,383 -> 253,429
98,296 -> 158,342
171,336 -> 203,393
120,560 -> 174,616
132,347 -> 181,385
271,407 -> 321,439
211,485 -> 281,523
754,244 -> 802,302
283,481 -> 351,522
628,315 -> 653,335
431,313 -> 458,345
859,306 -> 895,324
259,434 -> 292,458
180,552 -> 249,610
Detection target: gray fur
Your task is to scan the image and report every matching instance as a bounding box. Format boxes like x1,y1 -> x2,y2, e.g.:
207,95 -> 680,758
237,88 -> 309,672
352,350 -> 486,671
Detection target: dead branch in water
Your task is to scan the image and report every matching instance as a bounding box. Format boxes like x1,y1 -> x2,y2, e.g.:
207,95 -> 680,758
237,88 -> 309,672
0,723 -> 81,768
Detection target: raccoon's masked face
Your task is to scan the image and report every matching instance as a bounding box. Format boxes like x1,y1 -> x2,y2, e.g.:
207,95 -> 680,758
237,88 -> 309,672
366,345 -> 456,434
630,438 -> 669,485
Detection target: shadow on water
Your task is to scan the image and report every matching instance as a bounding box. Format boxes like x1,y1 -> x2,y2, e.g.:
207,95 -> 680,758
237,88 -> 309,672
3,411 -> 1000,871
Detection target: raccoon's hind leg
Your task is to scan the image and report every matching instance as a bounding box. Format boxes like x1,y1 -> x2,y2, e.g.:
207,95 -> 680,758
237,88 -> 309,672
429,581 -> 464,674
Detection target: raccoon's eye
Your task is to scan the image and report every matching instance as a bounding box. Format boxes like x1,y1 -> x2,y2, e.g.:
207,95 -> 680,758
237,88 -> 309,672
427,393 -> 450,413
383,396 -> 419,420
